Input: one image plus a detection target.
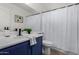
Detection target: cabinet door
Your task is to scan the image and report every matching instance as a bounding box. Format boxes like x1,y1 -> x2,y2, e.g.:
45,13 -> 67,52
31,36 -> 42,55
0,41 -> 30,55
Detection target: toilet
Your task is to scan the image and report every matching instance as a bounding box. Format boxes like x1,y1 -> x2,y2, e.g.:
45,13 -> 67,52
43,40 -> 55,55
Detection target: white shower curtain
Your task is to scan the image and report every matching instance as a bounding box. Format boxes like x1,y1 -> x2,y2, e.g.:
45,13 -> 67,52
42,7 -> 67,51
25,5 -> 79,54
65,5 -> 77,53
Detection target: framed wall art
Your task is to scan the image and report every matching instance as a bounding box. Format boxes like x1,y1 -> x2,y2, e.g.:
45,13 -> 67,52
15,15 -> 23,23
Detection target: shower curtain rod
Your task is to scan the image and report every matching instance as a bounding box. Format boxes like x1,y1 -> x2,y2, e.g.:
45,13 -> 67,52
26,3 -> 79,17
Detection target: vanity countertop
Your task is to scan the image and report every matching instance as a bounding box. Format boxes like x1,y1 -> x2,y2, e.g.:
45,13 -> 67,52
0,33 -> 43,50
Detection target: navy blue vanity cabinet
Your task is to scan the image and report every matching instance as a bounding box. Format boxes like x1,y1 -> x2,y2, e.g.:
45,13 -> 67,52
0,36 -> 42,55
0,40 -> 30,55
31,36 -> 42,55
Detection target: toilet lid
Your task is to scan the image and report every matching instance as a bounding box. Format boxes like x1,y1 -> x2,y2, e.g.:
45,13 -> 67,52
43,40 -> 53,47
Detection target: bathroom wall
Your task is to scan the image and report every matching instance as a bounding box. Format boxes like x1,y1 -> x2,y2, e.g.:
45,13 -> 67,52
0,3 -> 30,30
25,14 -> 41,33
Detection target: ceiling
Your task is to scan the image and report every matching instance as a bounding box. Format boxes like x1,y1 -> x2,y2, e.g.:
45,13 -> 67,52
14,3 -> 74,16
